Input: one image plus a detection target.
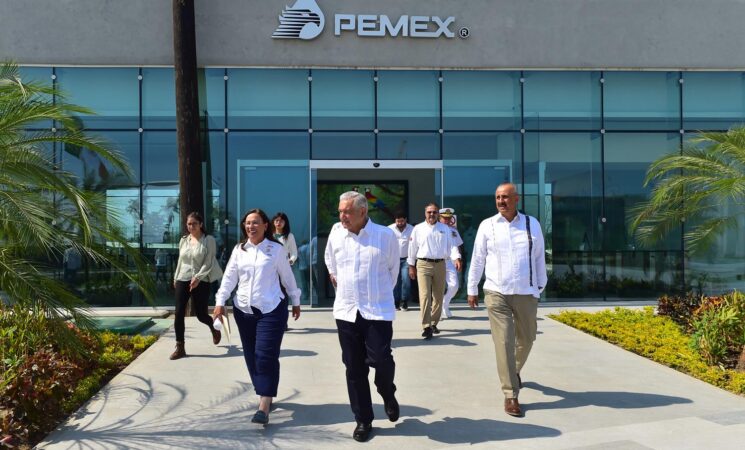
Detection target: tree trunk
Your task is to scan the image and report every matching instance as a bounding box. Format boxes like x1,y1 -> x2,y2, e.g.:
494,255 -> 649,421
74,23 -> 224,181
173,0 -> 203,316
736,345 -> 745,372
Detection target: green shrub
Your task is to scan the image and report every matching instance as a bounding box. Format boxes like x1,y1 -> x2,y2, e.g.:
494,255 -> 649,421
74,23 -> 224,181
690,291 -> 745,366
551,307 -> 745,396
657,292 -> 705,329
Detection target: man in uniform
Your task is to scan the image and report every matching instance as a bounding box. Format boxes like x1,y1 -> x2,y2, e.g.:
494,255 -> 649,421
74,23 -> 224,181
438,208 -> 464,319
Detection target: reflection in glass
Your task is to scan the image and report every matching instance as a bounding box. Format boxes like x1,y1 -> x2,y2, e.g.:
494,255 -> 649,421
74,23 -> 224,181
523,71 -> 601,130
142,132 -> 179,246
56,68 -> 139,129
228,132 -> 309,160
200,69 -> 226,129
443,132 -> 520,160
442,71 -> 521,130
312,132 -> 374,159
377,132 -> 439,159
683,72 -> 745,131
377,71 -> 439,130
312,70 -> 374,130
228,69 -> 309,130
19,66 -> 54,129
142,68 -> 176,129
604,72 -> 680,130
62,131 -> 140,190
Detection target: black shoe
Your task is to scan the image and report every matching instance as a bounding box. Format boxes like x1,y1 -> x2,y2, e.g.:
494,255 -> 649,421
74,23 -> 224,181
251,410 -> 269,425
422,327 -> 433,340
384,396 -> 400,422
432,325 -> 440,334
353,422 -> 372,442
396,306 -> 401,311
401,302 -> 408,311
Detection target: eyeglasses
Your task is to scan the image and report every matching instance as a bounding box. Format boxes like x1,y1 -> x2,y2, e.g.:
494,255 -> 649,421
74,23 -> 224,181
425,211 -> 438,215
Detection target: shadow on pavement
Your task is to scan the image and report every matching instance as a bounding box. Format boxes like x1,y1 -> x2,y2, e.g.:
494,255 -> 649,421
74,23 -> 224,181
375,417 -> 560,444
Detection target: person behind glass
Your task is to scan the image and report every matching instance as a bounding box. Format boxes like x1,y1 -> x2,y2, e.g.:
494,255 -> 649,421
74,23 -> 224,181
324,191 -> 400,442
388,211 -> 413,311
213,208 -> 301,425
272,212 -> 298,266
467,182 -> 547,418
170,212 -> 223,360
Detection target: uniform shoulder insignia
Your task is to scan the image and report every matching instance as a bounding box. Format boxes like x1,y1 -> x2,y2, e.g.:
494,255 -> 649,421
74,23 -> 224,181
451,231 -> 457,237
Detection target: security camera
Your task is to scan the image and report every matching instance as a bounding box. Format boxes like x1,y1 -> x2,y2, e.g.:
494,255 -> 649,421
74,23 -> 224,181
373,162 -> 380,168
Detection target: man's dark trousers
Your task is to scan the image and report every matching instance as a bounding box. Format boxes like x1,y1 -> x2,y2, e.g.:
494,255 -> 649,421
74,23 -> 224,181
336,311 -> 397,424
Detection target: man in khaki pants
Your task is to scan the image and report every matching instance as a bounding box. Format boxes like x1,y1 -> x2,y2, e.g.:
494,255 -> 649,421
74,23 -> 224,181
467,183 -> 547,417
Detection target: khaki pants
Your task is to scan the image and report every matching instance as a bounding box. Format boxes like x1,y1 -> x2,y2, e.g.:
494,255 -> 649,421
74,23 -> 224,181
484,289 -> 538,399
416,259 -> 446,329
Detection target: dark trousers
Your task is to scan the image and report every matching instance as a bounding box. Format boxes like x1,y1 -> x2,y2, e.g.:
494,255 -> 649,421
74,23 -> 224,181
234,299 -> 288,397
336,312 -> 396,424
174,280 -> 214,342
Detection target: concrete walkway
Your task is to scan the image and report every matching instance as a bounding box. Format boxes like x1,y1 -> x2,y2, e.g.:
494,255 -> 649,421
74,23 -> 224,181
39,305 -> 745,449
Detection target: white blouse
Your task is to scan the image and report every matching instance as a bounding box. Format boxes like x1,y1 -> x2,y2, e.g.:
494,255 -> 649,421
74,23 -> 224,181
215,239 -> 301,314
276,232 -> 299,265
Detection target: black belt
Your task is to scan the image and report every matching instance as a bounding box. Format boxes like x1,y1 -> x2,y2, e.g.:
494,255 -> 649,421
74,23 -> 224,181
418,258 -> 444,263
400,257 -> 408,260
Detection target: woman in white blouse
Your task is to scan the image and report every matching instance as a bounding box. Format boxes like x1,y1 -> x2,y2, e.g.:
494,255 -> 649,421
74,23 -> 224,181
214,208 -> 301,425
272,212 -> 298,265
171,211 -> 223,360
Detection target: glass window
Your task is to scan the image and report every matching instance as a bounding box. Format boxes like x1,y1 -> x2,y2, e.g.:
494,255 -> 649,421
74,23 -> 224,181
442,71 -> 521,130
377,71 -> 439,130
604,72 -> 680,130
312,132 -> 374,159
524,132 -> 603,300
142,68 -> 176,129
62,131 -> 140,189
683,72 -> 745,131
228,132 -> 309,160
56,68 -> 139,129
443,132 -> 520,160
204,132 -> 226,243
228,69 -> 309,130
377,132 -> 440,159
312,70 -> 374,130
142,132 -> 180,246
523,71 -> 601,130
201,69 -> 226,130
19,67 -> 53,129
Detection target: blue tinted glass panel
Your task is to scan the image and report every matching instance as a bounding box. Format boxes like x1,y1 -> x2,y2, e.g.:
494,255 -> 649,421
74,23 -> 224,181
604,132 -> 681,251
228,69 -> 309,130
312,132 -> 374,159
523,72 -> 601,130
56,68 -> 139,129
201,69 -> 226,129
377,71 -> 439,130
604,72 -> 680,130
142,132 -> 179,245
443,132 -> 520,160
228,132 -> 309,160
312,70 -> 374,130
62,131 -> 140,188
442,71 -> 521,130
205,132 -> 226,241
142,68 -> 176,129
378,132 -> 439,159
19,67 -> 53,129
683,72 -> 745,131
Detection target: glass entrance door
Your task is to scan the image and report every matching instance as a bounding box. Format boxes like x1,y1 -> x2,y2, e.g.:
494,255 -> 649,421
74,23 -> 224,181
310,160 -> 443,307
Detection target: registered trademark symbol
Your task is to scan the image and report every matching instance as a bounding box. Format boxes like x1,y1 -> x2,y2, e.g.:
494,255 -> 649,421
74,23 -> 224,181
459,27 -> 470,38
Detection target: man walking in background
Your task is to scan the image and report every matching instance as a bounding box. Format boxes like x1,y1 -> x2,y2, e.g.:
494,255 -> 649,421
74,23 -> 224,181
389,212 -> 414,311
467,183 -> 547,417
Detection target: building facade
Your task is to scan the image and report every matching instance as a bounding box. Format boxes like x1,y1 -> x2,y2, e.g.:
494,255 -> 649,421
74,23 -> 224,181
3,0 -> 744,305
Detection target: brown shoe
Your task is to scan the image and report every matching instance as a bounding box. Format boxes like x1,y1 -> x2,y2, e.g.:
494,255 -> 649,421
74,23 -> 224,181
504,398 -> 522,417
170,341 -> 186,360
212,329 -> 221,345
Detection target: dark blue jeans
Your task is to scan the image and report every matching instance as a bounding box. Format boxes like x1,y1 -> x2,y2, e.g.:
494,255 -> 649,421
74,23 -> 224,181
336,312 -> 397,424
393,258 -> 411,308
234,298 -> 288,397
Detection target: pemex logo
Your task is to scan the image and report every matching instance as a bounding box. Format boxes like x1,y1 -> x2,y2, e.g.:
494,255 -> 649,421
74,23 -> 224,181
272,0 -> 325,40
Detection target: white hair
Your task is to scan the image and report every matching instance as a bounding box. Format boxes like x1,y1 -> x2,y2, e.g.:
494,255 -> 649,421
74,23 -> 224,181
339,191 -> 368,211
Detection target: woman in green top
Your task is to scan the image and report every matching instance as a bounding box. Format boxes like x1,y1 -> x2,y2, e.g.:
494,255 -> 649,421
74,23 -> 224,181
170,211 -> 223,360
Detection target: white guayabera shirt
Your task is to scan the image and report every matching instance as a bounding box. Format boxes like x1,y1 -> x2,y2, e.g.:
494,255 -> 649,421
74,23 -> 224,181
467,212 -> 547,299
325,219 -> 400,322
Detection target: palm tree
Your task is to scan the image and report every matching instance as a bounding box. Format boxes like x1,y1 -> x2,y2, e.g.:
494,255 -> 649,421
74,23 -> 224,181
630,127 -> 745,371
630,128 -> 745,254
0,62 -> 153,350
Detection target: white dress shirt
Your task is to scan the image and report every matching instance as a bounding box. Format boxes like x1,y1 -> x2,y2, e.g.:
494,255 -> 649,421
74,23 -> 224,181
467,213 -> 547,298
215,239 -> 301,314
276,232 -> 298,265
406,221 -> 461,267
388,223 -> 414,258
325,219 -> 400,322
